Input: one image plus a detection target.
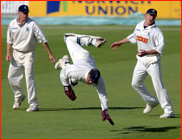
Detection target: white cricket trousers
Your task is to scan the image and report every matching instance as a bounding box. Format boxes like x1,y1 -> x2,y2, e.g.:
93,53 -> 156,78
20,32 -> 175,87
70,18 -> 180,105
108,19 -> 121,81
131,59 -> 174,114
65,36 -> 94,64
65,37 -> 108,111
8,49 -> 38,107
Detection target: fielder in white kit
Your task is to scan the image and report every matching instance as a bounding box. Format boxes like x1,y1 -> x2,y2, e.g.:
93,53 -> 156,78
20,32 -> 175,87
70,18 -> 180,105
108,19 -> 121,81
55,33 -> 114,125
110,8 -> 175,118
6,5 -> 56,112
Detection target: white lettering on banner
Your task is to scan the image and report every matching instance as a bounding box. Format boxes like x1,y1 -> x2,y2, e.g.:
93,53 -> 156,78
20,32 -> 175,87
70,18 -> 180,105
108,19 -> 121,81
72,1 -> 151,16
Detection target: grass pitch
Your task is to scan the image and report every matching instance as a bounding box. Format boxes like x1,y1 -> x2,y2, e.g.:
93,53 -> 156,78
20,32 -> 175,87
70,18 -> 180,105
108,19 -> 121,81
1,25 -> 181,139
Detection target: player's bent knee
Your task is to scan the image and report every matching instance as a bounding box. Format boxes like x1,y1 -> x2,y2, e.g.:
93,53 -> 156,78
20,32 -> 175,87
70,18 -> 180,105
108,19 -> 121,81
131,81 -> 139,88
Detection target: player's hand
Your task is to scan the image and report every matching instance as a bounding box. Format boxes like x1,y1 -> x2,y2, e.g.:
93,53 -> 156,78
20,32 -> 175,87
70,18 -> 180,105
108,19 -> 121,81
110,42 -> 121,50
138,49 -> 148,57
64,85 -> 77,101
49,54 -> 56,63
6,53 -> 11,61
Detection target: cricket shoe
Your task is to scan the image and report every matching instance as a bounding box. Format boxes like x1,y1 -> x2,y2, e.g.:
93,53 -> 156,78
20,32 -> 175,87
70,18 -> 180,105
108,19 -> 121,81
101,110 -> 114,125
143,101 -> 159,114
92,38 -> 106,48
13,94 -> 26,109
55,55 -> 70,69
55,60 -> 61,69
64,33 -> 106,48
160,113 -> 175,118
26,106 -> 39,112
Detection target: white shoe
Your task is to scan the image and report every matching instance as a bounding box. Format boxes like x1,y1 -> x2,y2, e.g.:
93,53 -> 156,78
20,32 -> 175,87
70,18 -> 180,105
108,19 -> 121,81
160,113 -> 175,118
55,60 -> 61,69
54,55 -> 70,69
92,38 -> 107,48
64,33 -> 106,48
13,94 -> 26,109
143,101 -> 159,114
26,106 -> 39,112
60,55 -> 70,68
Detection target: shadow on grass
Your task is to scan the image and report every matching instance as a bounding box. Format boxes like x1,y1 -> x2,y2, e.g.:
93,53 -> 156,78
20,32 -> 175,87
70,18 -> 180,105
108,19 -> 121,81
110,126 -> 181,133
16,107 -> 143,111
37,106 -> 143,111
17,108 -> 181,119
149,114 -> 181,118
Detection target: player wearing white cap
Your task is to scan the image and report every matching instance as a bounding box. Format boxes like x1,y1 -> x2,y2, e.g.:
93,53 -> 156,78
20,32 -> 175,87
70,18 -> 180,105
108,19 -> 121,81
110,8 -> 175,118
55,33 -> 114,125
6,5 -> 56,112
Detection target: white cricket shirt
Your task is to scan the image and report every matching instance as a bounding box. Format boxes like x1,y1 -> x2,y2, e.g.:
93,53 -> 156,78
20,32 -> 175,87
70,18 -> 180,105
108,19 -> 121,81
7,18 -> 47,52
60,59 -> 97,86
127,20 -> 165,55
60,59 -> 107,94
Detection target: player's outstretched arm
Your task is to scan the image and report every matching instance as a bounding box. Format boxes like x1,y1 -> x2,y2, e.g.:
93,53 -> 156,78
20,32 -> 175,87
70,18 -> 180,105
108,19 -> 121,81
110,42 -> 121,50
42,42 -> 56,63
110,38 -> 130,50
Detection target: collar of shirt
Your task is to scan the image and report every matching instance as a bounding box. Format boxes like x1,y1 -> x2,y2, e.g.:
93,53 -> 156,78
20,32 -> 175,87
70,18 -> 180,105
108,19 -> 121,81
16,17 -> 28,27
142,21 -> 156,30
84,71 -> 89,83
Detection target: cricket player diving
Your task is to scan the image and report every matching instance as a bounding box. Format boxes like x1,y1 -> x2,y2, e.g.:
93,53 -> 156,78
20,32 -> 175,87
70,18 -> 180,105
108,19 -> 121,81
55,33 -> 114,125
6,5 -> 56,112
110,8 -> 175,118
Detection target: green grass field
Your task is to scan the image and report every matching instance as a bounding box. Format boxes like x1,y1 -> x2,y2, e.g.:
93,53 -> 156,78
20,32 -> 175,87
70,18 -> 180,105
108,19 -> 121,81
1,25 -> 181,139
